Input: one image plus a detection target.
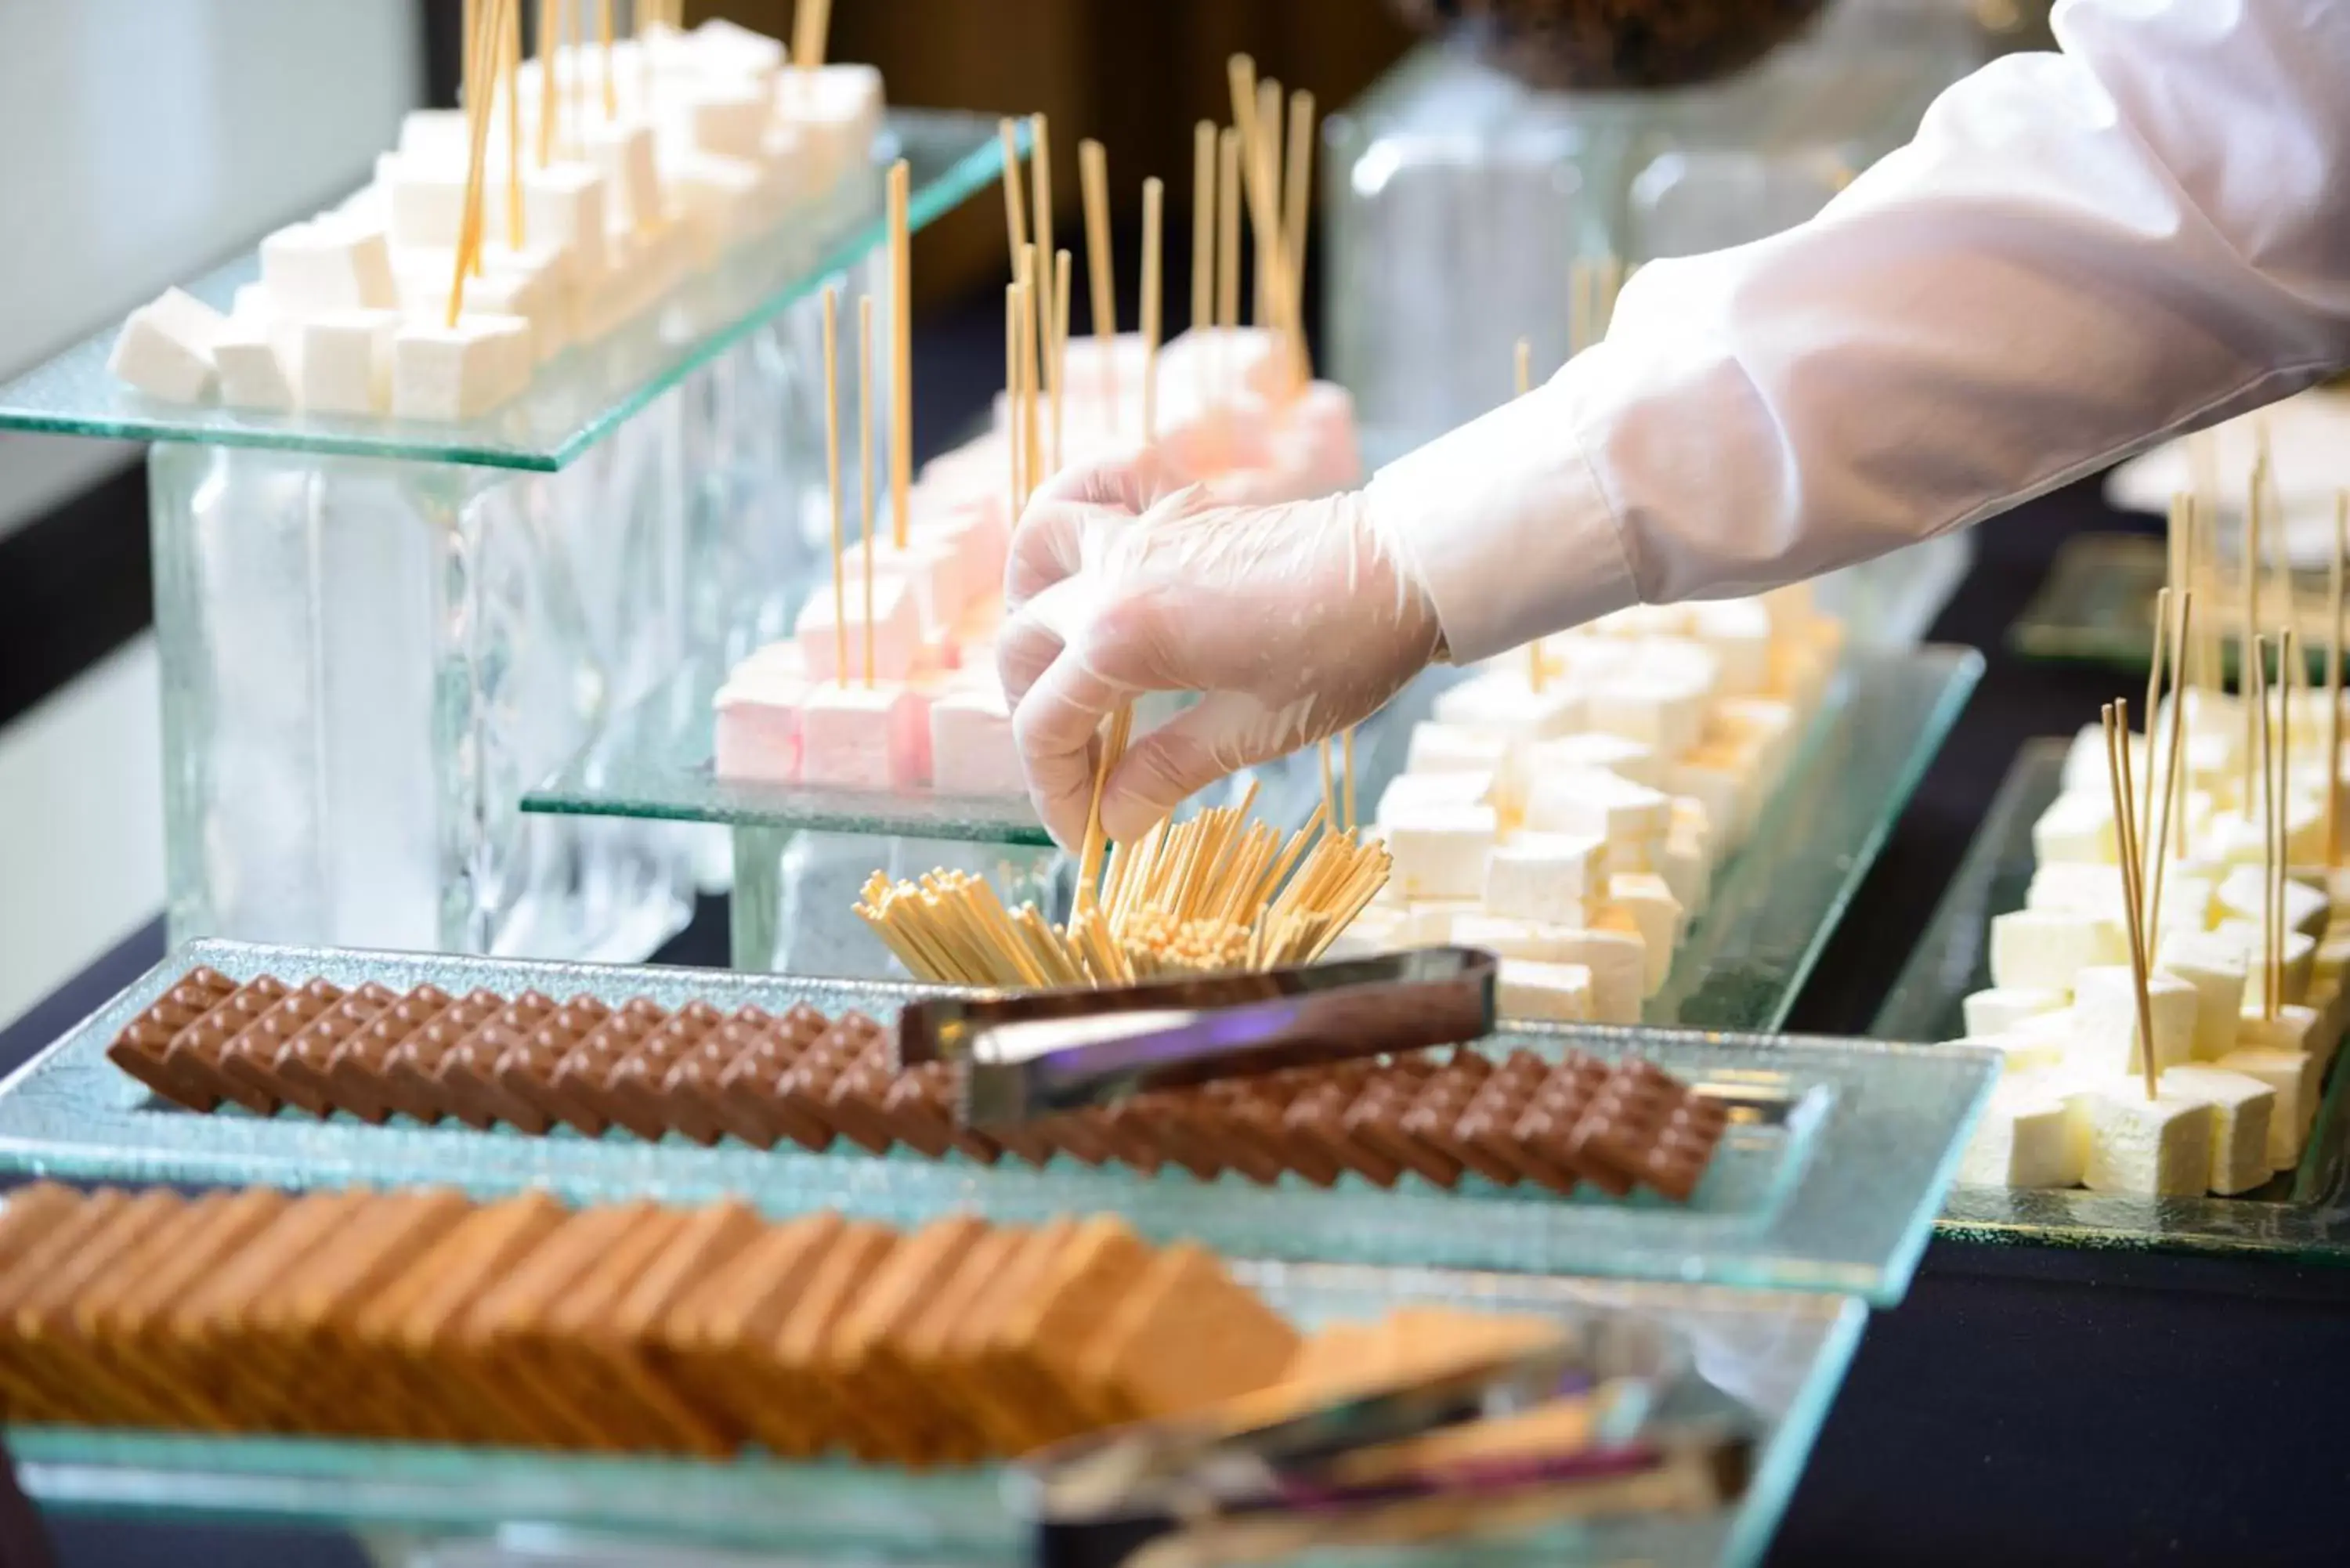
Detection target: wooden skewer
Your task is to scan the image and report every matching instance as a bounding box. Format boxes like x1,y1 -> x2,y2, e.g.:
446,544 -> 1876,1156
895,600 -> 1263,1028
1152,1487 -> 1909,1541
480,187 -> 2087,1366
504,0 -> 525,250
1343,726 -> 1357,833
1227,56 -> 1305,393
2330,490 -> 2347,867
2250,635 -> 2276,1021
1191,122 -> 1216,406
859,293 -> 876,688
2149,589 -> 2192,938
1078,139 -> 1119,434
447,0 -> 505,324
2140,585 -> 2171,898
1141,176 -> 1164,444
1282,90 -> 1316,338
1216,127 -> 1242,336
2243,457 -> 2264,813
2277,626 -> 2294,1015
536,0 -> 559,168
597,0 -> 616,118
2102,701 -> 2159,1101
793,0 -> 833,71
1005,283 -> 1024,530
998,119 -> 1030,264
1029,114 -> 1057,441
1018,247 -> 1043,504
888,160 -> 912,550
822,285 -> 845,686
1252,78 -> 1281,329
1052,248 -> 1072,474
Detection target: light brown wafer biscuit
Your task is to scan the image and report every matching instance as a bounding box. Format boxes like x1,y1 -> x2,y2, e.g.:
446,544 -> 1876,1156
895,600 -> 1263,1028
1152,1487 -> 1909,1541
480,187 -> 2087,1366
823,1214 -> 988,1465
81,1188 -> 294,1432
653,1212 -> 844,1458
895,1225 -> 1032,1457
989,1216 -> 1154,1440
457,1201 -> 661,1448
0,1190 -> 137,1421
1077,1242 -> 1300,1423
587,1199 -> 765,1456
353,1192 -> 569,1445
6,1189 -> 189,1426
769,1222 -> 902,1459
942,1218 -> 1086,1454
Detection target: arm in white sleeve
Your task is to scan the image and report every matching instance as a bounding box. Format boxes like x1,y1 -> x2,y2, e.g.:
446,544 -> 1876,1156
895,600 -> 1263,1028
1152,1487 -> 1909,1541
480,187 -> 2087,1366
1371,0 -> 2350,663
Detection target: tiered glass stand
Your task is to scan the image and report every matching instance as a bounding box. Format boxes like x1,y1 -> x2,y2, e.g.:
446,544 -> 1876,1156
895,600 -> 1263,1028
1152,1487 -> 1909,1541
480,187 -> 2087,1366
0,111 -> 1013,963
524,647 -> 1983,1029
1875,739 -> 2350,1256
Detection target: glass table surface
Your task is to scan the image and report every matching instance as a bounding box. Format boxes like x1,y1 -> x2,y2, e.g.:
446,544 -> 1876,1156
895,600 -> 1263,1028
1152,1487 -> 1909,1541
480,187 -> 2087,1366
1873,738 -> 2350,1258
528,645 -> 1985,1034
0,111 -> 1014,472
0,938 -> 1993,1302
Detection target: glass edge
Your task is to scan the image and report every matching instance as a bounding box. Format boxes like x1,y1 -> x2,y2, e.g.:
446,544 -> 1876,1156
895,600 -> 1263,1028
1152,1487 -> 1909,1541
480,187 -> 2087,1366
1759,644 -> 1984,1033
1715,1295 -> 1871,1568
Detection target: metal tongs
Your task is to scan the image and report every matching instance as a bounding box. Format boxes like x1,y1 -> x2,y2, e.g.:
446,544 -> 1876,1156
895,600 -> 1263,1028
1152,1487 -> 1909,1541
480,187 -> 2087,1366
1010,1314 -> 1756,1568
894,948 -> 1497,1129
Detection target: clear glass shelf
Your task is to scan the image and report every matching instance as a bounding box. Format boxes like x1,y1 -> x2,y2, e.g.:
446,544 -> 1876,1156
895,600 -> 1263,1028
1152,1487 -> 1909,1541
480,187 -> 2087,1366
1874,739 -> 2350,1258
0,112 -> 1014,474
2009,531 -> 2344,676
530,646 -> 1985,1033
0,938 -> 1994,1302
9,1268 -> 1869,1568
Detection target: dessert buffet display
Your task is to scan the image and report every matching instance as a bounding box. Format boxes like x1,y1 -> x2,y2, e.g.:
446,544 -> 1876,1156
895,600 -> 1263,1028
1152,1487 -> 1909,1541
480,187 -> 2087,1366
109,2 -> 879,422
1943,479 -> 2350,1198
1352,582 -> 1845,1024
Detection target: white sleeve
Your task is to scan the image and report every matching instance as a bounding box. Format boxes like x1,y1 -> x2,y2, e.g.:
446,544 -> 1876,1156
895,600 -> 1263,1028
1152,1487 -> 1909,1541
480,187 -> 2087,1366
1369,0 -> 2350,664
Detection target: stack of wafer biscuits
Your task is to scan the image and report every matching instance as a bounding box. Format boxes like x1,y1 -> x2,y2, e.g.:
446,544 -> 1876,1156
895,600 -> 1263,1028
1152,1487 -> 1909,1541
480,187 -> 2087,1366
106,969 -> 1730,1201
0,1185 -> 1304,1460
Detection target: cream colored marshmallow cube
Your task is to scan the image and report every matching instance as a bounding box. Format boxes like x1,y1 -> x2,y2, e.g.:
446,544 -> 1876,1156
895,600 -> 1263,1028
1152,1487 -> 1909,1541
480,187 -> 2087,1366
391,315 -> 530,421
379,150 -> 469,248
2031,791 -> 2117,864
584,120 -> 663,229
297,311 -> 399,416
1558,918 -> 1650,1019
678,78 -> 774,159
2216,863 -> 2329,937
260,219 -> 397,312
1958,1083 -> 2081,1188
2235,1001 -> 2326,1063
1660,815 -> 1712,919
2159,1064 -> 2277,1194
522,163 -> 609,280
1987,909 -> 2125,992
109,288 -> 224,403
1686,598 -> 1772,695
2214,1046 -> 2320,1167
2153,930 -> 2250,1060
1519,732 -> 1661,790
210,314 -> 295,412
1963,987 -> 2069,1039
1385,804 -> 1497,901
1405,722 -> 1511,775
1588,672 -> 1712,757
1377,772 -> 1497,821
2214,920 -> 2316,1010
1524,768 -> 1670,845
1496,959 -> 1594,1023
1450,915 -> 1571,963
1323,905 -> 1408,962
1607,873 -> 1684,991
1484,833 -> 1607,926
2071,966 -> 2199,1074
1402,898 -> 1479,945
1433,671 -> 1584,739
2077,1083 -> 2214,1196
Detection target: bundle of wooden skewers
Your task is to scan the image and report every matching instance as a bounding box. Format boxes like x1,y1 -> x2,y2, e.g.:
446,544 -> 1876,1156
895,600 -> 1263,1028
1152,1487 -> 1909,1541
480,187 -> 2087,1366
856,784 -> 1392,988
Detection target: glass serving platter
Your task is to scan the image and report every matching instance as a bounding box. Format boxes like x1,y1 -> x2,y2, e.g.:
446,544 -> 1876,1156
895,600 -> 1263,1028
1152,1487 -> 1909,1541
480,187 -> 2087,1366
0,938 -> 1994,1302
2010,532 -> 2343,675
528,646 -> 1984,1031
1873,739 -> 2350,1257
9,1266 -> 1868,1568
0,112 -> 1014,473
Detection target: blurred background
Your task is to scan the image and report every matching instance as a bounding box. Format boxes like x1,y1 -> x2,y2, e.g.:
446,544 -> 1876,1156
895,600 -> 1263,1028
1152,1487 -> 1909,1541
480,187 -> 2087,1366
0,0 -> 2042,1027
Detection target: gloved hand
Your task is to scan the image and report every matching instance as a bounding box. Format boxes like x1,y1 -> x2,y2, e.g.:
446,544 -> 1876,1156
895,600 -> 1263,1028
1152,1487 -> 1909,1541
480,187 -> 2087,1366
998,448 -> 1444,848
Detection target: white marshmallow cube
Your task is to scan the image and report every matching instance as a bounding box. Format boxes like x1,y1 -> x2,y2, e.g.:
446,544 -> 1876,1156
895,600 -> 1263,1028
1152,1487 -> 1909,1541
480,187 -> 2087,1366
1549,923 -> 1647,1023
2159,1064 -> 2277,1194
297,311 -> 399,416
1385,805 -> 1498,901
2216,863 -> 2330,937
391,315 -> 530,421
1483,833 -> 1607,927
260,219 -> 397,312
2214,1046 -> 2320,1168
1607,872 -> 1684,992
2153,930 -> 2250,1060
1962,987 -> 2069,1039
210,313 -> 296,413
1405,721 -> 1509,775
1433,671 -> 1584,740
108,287 -> 224,403
1987,909 -> 2126,992
522,163 -> 609,279
2077,1082 -> 2214,1196
1496,959 -> 1594,1023
1517,732 -> 1661,790
2071,966 -> 2199,1075
1523,768 -> 1670,845
1958,1083 -> 2081,1188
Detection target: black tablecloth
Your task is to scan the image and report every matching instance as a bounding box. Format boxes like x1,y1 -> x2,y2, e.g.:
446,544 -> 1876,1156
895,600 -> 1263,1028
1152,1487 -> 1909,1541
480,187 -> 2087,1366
9,479 -> 2349,1566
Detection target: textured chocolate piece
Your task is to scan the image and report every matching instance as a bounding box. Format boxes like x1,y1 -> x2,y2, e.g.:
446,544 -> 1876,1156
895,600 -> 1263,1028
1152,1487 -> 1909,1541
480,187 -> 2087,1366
217,979 -> 345,1114
378,988 -> 504,1125
1508,1054 -> 1615,1194
273,982 -> 397,1118
665,1007 -> 774,1147
107,970 -> 240,1108
164,977 -> 291,1115
1565,1059 -> 1725,1198
1448,1050 -> 1555,1187
327,984 -> 457,1124
430,992 -> 559,1132
497,999 -> 618,1135
547,998 -> 658,1136
714,1010 -> 830,1150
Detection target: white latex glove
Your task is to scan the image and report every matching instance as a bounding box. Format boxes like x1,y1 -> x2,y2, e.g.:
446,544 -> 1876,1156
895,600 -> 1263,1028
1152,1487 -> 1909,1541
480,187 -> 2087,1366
999,449 -> 1443,848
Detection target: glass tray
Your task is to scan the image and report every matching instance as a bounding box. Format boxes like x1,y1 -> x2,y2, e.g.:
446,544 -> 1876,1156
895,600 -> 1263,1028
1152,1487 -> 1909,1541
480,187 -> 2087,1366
9,1267 -> 1868,1568
0,938 -> 1994,1302
0,112 -> 1014,473
2010,532 -> 2341,676
528,646 -> 1984,1032
1873,739 -> 2350,1258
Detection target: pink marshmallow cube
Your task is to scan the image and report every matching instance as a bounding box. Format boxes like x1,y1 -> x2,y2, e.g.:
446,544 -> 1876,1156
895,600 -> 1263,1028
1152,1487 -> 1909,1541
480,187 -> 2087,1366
796,574 -> 927,684
845,533 -> 964,634
911,493 -> 1010,608
800,682 -> 931,789
713,692 -> 804,782
928,687 -> 1024,797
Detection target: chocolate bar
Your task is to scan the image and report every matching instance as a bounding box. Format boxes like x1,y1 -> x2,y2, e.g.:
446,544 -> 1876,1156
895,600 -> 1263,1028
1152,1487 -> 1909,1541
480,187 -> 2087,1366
107,970 -> 1731,1205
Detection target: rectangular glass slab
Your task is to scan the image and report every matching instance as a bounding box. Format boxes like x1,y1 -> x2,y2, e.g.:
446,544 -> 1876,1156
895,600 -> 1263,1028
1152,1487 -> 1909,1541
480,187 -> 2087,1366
0,112 -> 1012,473
2010,531 -> 2341,677
0,938 -> 1993,1302
8,1269 -> 1867,1568
529,646 -> 1984,1032
1874,739 -> 2350,1259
